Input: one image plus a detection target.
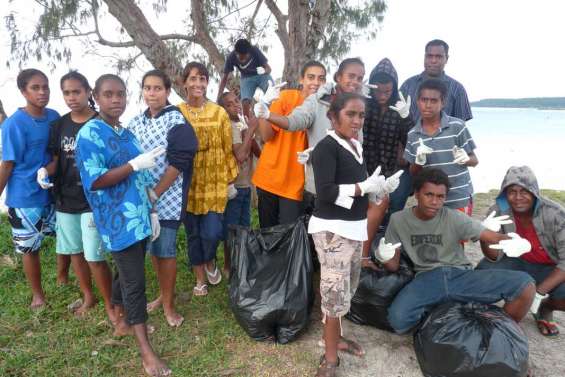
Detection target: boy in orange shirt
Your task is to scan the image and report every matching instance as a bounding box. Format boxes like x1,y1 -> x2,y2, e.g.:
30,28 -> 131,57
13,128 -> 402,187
253,61 -> 326,227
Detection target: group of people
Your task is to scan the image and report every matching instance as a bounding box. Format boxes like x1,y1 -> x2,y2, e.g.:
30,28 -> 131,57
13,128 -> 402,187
0,37 -> 564,377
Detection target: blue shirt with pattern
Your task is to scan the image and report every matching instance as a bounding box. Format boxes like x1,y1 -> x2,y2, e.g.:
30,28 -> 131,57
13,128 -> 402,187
127,105 -> 187,221
75,118 -> 152,252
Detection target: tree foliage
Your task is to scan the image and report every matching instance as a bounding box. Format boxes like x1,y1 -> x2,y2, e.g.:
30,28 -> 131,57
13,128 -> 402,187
5,0 -> 387,98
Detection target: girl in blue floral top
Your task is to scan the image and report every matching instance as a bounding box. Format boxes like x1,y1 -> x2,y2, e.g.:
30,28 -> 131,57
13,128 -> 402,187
75,74 -> 170,377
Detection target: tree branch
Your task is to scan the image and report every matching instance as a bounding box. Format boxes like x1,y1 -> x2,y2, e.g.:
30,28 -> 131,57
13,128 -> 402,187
264,0 -> 289,51
190,0 -> 225,73
246,0 -> 263,38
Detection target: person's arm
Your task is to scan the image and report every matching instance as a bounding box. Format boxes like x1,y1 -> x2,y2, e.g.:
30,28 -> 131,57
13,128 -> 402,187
537,268 -> 565,294
465,153 -> 478,167
257,118 -> 276,142
233,114 -> 258,163
260,93 -> 317,131
381,249 -> 401,272
479,229 -> 512,260
251,139 -> 261,158
153,166 -> 180,198
45,156 -> 58,176
0,160 -> 14,197
262,62 -> 272,75
409,163 -> 423,176
216,72 -> 230,102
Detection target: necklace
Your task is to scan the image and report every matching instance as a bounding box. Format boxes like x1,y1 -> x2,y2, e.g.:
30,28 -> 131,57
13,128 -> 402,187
186,101 -> 206,119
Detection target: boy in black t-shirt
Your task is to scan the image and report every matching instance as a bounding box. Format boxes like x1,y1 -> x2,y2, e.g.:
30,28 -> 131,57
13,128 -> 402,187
217,38 -> 272,115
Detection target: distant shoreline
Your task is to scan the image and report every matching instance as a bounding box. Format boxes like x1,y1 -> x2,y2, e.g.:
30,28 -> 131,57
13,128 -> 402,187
471,97 -> 565,110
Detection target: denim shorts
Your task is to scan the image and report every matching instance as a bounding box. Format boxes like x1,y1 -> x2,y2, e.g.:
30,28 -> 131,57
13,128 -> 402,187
147,220 -> 180,259
223,187 -> 251,240
387,266 -> 534,334
8,205 -> 55,254
477,255 -> 565,300
240,74 -> 273,100
55,211 -> 105,262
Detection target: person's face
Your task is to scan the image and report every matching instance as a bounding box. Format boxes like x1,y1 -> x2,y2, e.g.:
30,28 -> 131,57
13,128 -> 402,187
235,52 -> 250,62
424,45 -> 448,77
414,182 -> 447,220
184,68 -> 208,99
62,79 -> 90,113
142,75 -> 170,111
299,66 -> 326,96
331,98 -> 365,140
22,74 -> 50,109
417,89 -> 444,120
93,79 -> 126,119
372,81 -> 394,106
222,93 -> 241,118
335,63 -> 365,94
506,184 -> 535,214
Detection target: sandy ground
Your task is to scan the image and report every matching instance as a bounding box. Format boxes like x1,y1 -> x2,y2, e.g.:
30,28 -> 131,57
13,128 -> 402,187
285,193 -> 565,377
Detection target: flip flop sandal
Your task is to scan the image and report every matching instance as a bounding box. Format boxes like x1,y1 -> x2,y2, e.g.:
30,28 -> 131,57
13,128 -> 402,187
67,298 -> 83,312
338,337 -> 365,357
316,355 -> 340,377
533,313 -> 559,336
205,265 -> 222,285
192,284 -> 208,297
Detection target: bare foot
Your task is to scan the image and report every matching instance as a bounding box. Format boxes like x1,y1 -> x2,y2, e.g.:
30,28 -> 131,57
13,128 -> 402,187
164,310 -> 184,328
142,355 -> 171,377
113,320 -> 134,337
106,306 -> 119,326
30,294 -> 46,310
74,297 -> 98,317
147,296 -> 163,313
57,277 -> 70,286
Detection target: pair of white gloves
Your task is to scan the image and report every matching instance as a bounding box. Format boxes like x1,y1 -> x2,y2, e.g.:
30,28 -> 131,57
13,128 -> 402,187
481,211 -> 546,314
253,81 -> 287,119
415,138 -> 470,166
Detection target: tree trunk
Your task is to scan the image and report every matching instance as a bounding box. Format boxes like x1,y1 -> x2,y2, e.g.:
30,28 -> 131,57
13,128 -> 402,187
103,0 -> 186,98
284,0 -> 310,85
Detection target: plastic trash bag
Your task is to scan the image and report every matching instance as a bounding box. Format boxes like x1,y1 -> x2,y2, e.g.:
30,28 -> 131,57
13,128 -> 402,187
413,302 -> 529,377
345,257 -> 414,331
228,218 -> 314,344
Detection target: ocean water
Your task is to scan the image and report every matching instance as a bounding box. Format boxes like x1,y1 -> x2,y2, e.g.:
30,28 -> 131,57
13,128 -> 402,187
468,107 -> 565,192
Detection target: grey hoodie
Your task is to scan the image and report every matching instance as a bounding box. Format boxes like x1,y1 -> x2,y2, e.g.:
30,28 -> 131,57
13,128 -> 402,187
488,165 -> 565,270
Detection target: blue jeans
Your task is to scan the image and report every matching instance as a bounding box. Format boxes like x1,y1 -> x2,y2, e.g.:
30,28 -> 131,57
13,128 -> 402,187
184,212 -> 223,266
148,220 -> 180,258
477,256 -> 565,299
388,266 -> 534,334
240,74 -> 273,101
223,187 -> 251,240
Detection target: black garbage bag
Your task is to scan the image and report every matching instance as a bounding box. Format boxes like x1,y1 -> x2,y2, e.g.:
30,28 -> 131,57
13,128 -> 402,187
228,218 -> 314,344
345,258 -> 414,331
413,302 -> 529,377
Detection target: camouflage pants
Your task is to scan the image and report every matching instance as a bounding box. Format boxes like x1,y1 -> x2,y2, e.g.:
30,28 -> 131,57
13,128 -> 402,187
312,231 -> 362,318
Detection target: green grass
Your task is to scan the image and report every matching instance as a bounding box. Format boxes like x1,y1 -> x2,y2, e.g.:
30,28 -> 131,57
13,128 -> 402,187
0,210 -> 317,377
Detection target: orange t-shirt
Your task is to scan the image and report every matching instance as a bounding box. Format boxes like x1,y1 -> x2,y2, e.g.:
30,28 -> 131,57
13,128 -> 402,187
252,89 -> 307,201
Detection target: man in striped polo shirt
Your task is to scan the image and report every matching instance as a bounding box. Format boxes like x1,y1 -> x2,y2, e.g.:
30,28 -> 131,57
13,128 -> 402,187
400,39 -> 472,122
404,78 -> 478,213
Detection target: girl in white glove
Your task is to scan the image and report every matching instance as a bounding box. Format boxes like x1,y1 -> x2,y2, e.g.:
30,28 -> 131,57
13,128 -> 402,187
308,93 -> 374,376
75,74 -> 170,377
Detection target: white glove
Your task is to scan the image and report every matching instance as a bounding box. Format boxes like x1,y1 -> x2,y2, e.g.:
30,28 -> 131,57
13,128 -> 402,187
415,138 -> 433,166
452,146 -> 470,165
489,232 -> 531,257
254,101 -> 270,119
227,184 -> 238,200
297,147 -> 313,165
261,81 -> 286,105
147,188 -> 159,205
236,114 -> 248,131
381,170 -> 404,196
389,93 -> 411,119
530,291 -> 549,314
375,238 -> 401,263
128,146 -> 166,171
361,81 -> 378,98
482,211 -> 513,232
150,212 -> 160,242
358,166 -> 386,196
318,82 -> 335,96
256,67 -> 266,75
36,167 -> 53,189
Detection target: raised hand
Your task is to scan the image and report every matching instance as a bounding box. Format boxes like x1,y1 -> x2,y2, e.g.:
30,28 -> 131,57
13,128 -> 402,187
482,211 -> 513,232
253,101 -> 270,119
415,138 -> 433,165
489,232 -> 531,257
389,92 -> 411,119
261,81 -> 287,105
375,238 -> 401,263
452,146 -> 470,165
